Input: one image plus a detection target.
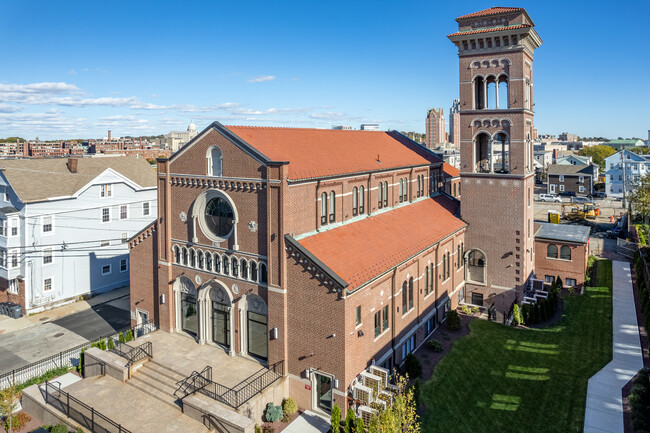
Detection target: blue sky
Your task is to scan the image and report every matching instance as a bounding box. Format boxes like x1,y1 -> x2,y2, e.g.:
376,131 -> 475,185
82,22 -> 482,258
1,0 -> 648,140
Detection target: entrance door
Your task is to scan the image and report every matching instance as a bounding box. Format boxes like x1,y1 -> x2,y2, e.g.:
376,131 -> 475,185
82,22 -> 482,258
181,292 -> 198,335
314,373 -> 333,412
549,184 -> 556,193
247,311 -> 268,360
136,310 -> 149,337
212,302 -> 230,349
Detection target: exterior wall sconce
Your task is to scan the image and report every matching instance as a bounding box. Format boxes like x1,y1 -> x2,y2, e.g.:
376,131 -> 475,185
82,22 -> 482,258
270,327 -> 278,340
334,379 -> 339,389
304,369 -> 311,379
357,329 -> 364,337
160,294 -> 165,304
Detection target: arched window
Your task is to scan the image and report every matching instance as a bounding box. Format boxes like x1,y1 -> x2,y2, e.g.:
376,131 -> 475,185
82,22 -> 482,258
425,266 -> 429,295
384,182 -> 388,207
429,264 -> 434,293
467,250 -> 486,284
399,179 -> 404,203
223,256 -> 229,275
417,176 -> 421,198
206,252 -> 212,271
547,244 -> 558,258
241,258 -> 248,280
250,261 -> 258,282
453,183 -> 457,197
402,178 -> 408,201
260,263 -> 268,284
198,251 -> 204,269
457,245 -> 461,268
182,247 -> 188,266
560,246 -> 571,260
232,259 -> 239,278
442,254 -> 447,280
214,253 -> 221,273
447,251 -> 451,278
359,186 -> 365,214
353,187 -> 358,216
208,146 -> 223,176
320,192 -> 327,225
402,281 -> 407,313
420,175 -> 425,196
329,191 -> 335,223
379,182 -> 384,208
408,277 -> 414,310
173,245 -> 180,264
190,249 -> 196,267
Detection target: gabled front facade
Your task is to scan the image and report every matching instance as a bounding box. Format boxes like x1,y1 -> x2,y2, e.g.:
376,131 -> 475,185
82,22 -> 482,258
605,150 -> 650,198
129,122 -> 467,416
547,164 -> 595,196
0,156 -> 157,314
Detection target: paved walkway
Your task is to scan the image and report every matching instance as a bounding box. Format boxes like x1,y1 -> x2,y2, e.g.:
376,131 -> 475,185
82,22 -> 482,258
0,286 -> 129,335
584,261 -> 643,433
284,410 -> 330,433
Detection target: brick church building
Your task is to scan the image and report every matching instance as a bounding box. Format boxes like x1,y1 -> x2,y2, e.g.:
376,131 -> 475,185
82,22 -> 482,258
129,5 -> 541,418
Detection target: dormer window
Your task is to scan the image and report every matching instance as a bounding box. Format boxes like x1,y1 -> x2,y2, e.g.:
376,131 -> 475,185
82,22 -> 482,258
207,146 -> 223,177
100,184 -> 112,198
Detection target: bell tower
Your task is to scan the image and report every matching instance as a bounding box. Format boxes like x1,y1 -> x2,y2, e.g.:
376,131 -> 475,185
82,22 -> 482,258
448,7 -> 542,310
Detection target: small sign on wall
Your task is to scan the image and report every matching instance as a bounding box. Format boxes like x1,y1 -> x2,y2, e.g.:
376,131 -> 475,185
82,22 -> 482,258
305,384 -> 311,391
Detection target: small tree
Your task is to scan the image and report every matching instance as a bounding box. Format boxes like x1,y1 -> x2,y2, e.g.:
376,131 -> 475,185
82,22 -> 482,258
125,330 -> 134,342
344,407 -> 356,433
555,276 -> 563,292
331,403 -> 341,433
513,305 -> 522,326
118,332 -> 126,344
373,373 -> 420,432
107,338 -> 115,350
404,354 -> 422,379
446,310 -> 461,331
0,385 -> 21,433
355,417 -> 365,433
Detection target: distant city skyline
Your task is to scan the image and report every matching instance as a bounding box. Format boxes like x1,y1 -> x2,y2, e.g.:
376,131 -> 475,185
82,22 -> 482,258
1,0 -> 648,140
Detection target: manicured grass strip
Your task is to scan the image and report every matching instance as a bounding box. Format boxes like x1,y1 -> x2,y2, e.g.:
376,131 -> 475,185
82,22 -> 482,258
421,260 -> 613,433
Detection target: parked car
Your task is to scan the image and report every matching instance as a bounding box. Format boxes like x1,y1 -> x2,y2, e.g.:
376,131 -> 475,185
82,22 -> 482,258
572,197 -> 591,204
590,192 -> 607,199
538,193 -> 561,202
559,191 -> 577,197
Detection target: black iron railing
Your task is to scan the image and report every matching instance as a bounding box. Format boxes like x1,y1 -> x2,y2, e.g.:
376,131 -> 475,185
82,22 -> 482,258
0,321 -> 157,389
175,361 -> 284,409
112,341 -> 153,366
44,381 -> 131,433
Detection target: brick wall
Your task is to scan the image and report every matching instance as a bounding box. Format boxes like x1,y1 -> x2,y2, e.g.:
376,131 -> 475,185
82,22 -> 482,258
129,224 -> 158,327
0,278 -> 26,311
535,239 -> 588,290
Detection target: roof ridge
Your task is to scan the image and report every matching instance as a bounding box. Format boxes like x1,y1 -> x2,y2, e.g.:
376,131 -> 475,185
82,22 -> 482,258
226,125 -> 385,132
457,7 -> 525,20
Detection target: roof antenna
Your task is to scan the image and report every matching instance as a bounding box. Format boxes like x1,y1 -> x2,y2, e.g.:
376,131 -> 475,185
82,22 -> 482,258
377,153 -> 380,163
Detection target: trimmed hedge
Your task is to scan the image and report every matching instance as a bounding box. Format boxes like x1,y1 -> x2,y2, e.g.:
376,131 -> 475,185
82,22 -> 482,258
630,368 -> 650,432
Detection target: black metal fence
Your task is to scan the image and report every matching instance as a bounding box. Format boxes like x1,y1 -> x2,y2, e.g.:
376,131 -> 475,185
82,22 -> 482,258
176,361 -> 284,409
44,381 -> 131,433
0,321 -> 156,389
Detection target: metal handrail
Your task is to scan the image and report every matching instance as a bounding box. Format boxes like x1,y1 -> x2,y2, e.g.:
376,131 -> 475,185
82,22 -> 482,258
112,341 -> 153,366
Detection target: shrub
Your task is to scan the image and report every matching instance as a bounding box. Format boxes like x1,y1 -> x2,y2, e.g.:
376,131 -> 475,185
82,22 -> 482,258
471,306 -> 480,314
331,403 -> 341,433
446,310 -> 461,331
118,332 -> 125,344
461,304 -> 470,315
75,428 -> 85,433
98,339 -> 107,351
355,417 -> 365,433
404,353 -> 422,379
264,402 -> 282,423
282,397 -> 297,416
513,305 -> 522,326
412,378 -> 421,409
262,425 -> 275,433
3,412 -> 31,432
15,365 -> 69,392
78,348 -> 85,375
555,276 -> 563,292
255,425 -> 263,433
50,424 -> 68,433
125,330 -> 134,342
429,339 -> 443,353
344,407 -> 356,433
107,338 -> 115,350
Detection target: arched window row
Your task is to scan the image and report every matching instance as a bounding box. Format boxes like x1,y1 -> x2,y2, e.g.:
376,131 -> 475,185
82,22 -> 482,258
471,118 -> 511,129
352,186 -> 365,217
546,244 -> 571,261
378,181 -> 389,209
472,74 -> 509,110
171,245 -> 268,284
399,178 -> 408,203
401,277 -> 415,314
320,190 -> 336,225
462,35 -> 517,51
416,175 -> 425,197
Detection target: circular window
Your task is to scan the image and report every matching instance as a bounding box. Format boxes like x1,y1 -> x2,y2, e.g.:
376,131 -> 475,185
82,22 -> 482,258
205,197 -> 234,237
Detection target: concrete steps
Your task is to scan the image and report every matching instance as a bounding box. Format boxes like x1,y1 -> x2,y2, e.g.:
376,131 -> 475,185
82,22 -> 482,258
127,361 -> 186,411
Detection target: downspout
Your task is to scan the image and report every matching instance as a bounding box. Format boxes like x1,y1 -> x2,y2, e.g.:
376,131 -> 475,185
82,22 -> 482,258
390,267 -> 397,367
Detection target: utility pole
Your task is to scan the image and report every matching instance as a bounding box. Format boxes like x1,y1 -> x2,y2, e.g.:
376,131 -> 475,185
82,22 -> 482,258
621,145 -> 627,209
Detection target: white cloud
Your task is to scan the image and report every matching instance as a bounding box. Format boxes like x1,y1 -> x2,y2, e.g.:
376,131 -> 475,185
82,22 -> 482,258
0,104 -> 23,113
247,75 -> 276,83
0,82 -> 80,95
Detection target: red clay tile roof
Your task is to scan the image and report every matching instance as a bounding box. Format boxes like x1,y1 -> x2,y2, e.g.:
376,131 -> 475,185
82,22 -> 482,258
225,126 -> 437,180
456,7 -> 524,20
442,163 -> 460,178
298,196 -> 466,291
448,23 -> 531,37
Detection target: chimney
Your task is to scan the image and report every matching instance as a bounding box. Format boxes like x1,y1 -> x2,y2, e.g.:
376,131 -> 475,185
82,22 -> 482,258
67,157 -> 78,173
108,130 -> 112,141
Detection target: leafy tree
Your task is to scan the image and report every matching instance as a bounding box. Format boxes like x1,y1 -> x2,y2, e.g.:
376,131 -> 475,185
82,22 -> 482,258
355,417 -> 366,433
369,373 -> 420,433
331,403 -> 341,433
344,407 -> 356,433
0,385 -> 21,433
513,304 -> 522,326
629,173 -> 650,220
578,145 -> 617,169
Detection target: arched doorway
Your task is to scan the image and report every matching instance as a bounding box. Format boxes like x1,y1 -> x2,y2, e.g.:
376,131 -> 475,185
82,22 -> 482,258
465,249 -> 487,284
173,276 -> 198,337
240,294 -> 268,361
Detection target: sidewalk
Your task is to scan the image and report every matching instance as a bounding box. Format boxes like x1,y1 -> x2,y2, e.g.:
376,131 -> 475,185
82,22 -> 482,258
583,261 -> 643,433
0,286 -> 130,336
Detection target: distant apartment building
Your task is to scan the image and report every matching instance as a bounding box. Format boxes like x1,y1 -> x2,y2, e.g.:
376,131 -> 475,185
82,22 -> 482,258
534,150 -> 552,169
605,139 -> 645,151
605,150 -> 650,197
360,123 -> 379,131
159,121 -> 199,152
331,126 -> 352,130
0,156 -> 157,314
558,132 -> 578,142
449,100 -> 460,146
425,108 -> 445,148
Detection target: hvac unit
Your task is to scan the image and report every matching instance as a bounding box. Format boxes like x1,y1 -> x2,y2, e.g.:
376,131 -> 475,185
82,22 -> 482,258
369,365 -> 389,388
361,371 -> 383,396
357,405 -> 378,427
531,279 -> 544,291
376,390 -> 394,406
352,383 -> 373,405
370,399 -> 387,411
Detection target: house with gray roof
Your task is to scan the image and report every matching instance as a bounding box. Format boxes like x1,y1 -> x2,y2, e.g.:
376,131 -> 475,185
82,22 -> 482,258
0,155 -> 157,314
547,163 -> 596,196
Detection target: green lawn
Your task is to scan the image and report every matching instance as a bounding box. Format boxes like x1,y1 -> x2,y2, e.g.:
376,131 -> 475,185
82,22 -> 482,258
421,260 -> 613,433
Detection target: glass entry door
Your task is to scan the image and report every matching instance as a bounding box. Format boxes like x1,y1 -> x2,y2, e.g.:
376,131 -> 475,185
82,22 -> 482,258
212,302 -> 230,348
181,292 -> 198,335
315,373 -> 333,412
247,311 -> 268,360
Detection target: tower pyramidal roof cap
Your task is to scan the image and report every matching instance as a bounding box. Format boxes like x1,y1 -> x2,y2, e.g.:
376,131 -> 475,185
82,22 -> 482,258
456,7 -> 524,20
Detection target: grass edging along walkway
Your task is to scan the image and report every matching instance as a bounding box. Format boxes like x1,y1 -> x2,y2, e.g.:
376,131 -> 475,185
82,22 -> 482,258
421,260 -> 613,433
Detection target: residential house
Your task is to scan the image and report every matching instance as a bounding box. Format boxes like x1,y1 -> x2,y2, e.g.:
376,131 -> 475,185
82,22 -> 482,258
604,150 -> 650,198
547,164 -> 595,196
0,156 -> 157,314
555,154 -> 598,180
534,223 -> 590,290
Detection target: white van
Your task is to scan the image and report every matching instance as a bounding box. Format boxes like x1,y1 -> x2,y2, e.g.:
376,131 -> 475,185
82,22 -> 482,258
538,193 -> 561,202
